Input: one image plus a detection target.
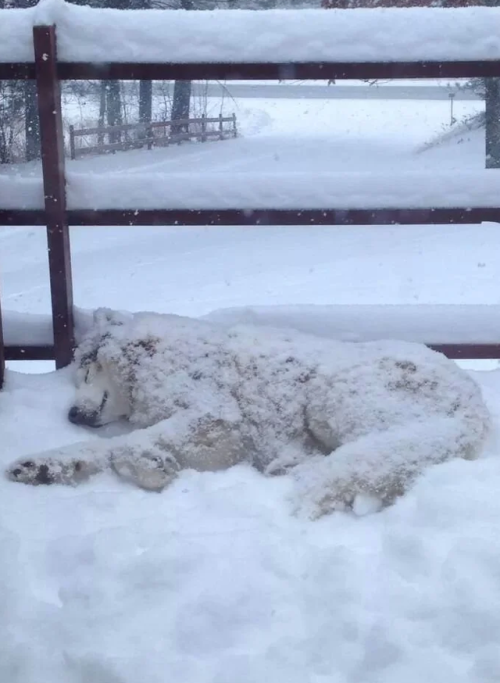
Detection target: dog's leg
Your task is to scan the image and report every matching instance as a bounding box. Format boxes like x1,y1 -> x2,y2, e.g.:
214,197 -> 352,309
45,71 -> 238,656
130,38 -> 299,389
292,415 -> 488,519
6,422 -> 180,491
7,414 -> 250,491
111,416 -> 251,490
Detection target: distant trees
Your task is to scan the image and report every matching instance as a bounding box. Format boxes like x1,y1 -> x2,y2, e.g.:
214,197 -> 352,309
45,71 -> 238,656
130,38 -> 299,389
1,0 -> 497,165
0,82 -> 24,163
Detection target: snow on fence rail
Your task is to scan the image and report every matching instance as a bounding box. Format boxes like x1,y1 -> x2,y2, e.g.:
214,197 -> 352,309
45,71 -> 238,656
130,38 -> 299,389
3,170 -> 500,213
1,1 -> 500,386
5,304 -> 500,354
2,1 -> 500,66
68,114 -> 237,160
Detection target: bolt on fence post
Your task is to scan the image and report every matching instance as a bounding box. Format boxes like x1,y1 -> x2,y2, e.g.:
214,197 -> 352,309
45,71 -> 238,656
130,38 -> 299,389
33,24 -> 75,369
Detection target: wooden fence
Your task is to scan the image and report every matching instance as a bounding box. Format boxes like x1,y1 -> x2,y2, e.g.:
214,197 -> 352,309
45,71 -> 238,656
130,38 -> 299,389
0,20 -> 500,388
69,114 -> 237,159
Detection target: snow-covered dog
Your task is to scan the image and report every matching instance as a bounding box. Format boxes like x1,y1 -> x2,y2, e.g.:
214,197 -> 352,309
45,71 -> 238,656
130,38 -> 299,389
6,309 -> 490,518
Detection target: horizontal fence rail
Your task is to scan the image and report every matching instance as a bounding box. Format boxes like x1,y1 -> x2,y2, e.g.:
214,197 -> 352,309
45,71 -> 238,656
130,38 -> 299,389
5,343 -> 500,363
2,60 -> 500,81
2,208 -> 500,227
1,12 -> 500,383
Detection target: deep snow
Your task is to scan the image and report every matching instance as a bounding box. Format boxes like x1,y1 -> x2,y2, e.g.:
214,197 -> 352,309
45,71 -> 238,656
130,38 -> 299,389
2,364 -> 500,683
2,92 -> 500,682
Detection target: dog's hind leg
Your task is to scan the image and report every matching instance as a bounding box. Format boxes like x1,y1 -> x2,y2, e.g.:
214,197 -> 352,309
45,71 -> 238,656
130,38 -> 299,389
291,414 -> 488,519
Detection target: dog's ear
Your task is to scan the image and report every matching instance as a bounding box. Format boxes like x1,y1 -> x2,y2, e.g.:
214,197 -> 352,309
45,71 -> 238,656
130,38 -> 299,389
93,308 -> 131,329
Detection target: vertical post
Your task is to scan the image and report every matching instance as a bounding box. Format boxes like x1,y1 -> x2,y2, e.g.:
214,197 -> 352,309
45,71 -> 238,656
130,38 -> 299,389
219,113 -> 223,140
33,25 -> 74,369
69,124 -> 76,160
201,114 -> 206,142
147,122 -> 154,150
232,112 -> 237,138
0,292 -> 5,390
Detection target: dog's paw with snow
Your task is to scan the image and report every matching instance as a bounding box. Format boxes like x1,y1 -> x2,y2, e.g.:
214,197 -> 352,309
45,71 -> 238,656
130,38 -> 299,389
7,456 -> 99,486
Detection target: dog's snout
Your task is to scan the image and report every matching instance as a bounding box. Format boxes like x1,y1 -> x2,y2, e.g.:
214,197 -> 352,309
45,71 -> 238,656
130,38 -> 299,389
68,406 -> 81,424
68,405 -> 101,428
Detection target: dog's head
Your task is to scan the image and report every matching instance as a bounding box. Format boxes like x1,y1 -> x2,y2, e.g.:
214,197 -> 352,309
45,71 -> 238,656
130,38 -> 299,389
68,308 -> 133,428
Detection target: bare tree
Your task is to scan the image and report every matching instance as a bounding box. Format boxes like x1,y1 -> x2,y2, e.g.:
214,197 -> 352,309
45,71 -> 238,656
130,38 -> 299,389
483,0 -> 500,168
170,0 -> 194,135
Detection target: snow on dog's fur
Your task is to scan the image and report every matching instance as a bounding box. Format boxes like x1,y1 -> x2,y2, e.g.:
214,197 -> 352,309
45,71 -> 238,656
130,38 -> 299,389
6,309 -> 491,518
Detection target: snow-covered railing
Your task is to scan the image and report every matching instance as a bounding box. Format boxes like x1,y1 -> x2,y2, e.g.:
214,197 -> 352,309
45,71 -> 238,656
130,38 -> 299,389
2,1 -> 500,73
1,0 -> 500,385
4,171 -> 500,213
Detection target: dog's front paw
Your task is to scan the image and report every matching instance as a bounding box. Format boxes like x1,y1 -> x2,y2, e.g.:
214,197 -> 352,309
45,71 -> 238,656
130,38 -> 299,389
7,457 -> 98,487
7,458 -> 58,486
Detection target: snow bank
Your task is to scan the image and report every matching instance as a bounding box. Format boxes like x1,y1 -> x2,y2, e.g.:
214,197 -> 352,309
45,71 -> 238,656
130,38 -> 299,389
206,304 -> 500,345
1,330 -> 500,683
1,1 -> 500,65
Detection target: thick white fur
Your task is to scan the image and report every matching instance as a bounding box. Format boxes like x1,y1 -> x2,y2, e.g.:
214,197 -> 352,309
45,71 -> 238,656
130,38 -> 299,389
6,309 -> 490,518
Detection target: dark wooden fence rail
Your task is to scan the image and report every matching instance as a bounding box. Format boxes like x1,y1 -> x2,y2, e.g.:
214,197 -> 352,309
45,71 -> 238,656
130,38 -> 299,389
1,21 -> 500,388
69,113 -> 237,159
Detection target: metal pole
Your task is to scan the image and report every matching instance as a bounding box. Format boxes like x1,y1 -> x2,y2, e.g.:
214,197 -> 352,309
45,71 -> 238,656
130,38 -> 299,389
33,24 -> 74,368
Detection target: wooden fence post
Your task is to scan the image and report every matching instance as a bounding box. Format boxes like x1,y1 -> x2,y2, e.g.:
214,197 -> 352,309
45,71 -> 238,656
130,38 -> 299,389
69,124 -> 76,160
232,112 -> 237,138
33,25 -> 74,369
219,113 -> 223,140
0,293 -> 4,390
147,122 -> 154,150
201,114 -> 206,142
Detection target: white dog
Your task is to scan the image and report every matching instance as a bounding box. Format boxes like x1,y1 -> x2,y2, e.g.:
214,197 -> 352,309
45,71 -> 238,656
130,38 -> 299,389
6,309 -> 490,518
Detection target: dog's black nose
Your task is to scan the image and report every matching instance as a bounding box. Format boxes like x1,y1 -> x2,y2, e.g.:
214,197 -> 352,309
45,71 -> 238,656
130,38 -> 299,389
68,406 -> 81,424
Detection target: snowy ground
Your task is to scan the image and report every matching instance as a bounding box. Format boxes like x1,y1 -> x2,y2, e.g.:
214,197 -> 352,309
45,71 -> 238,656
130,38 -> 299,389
3,95 -> 500,683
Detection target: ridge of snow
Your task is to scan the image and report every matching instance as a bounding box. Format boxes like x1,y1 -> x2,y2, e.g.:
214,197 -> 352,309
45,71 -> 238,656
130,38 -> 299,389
1,2 -> 500,65
2,170 -> 500,211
